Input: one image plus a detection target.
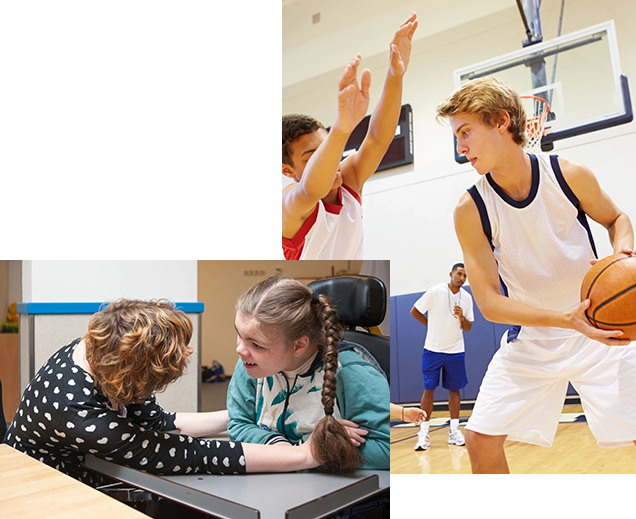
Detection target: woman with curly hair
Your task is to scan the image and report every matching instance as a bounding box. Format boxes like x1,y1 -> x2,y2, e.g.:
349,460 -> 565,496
3,299 -> 319,490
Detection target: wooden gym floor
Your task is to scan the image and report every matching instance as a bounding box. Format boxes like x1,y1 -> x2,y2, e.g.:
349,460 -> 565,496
391,406 -> 636,474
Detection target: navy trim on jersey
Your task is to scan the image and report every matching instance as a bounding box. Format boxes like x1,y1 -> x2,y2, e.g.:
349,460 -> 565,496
550,154 -> 599,258
468,186 -> 510,297
507,325 -> 521,342
485,154 -> 540,208
550,155 -> 578,205
467,186 -> 494,250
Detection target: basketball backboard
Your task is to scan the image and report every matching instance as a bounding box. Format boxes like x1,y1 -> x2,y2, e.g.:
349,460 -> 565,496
452,20 -> 632,163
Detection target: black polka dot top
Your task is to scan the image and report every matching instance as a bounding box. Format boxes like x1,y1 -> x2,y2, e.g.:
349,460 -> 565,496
3,339 -> 246,486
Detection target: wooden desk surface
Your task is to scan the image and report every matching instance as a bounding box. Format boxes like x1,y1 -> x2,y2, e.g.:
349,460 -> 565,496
0,444 -> 147,519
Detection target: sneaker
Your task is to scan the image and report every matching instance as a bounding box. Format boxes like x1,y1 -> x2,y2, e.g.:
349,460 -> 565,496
448,428 -> 465,446
414,431 -> 430,451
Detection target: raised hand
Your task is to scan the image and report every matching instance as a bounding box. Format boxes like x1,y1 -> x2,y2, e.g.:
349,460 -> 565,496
388,11 -> 418,77
333,54 -> 371,135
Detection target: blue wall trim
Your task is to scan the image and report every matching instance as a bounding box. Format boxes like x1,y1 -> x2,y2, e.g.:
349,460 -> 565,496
17,302 -> 204,315
392,288 -> 579,403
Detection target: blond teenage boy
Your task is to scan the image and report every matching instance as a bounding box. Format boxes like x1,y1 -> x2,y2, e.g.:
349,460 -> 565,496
437,77 -> 636,473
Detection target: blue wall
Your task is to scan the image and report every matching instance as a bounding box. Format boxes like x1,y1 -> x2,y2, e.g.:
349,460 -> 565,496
391,286 -> 576,404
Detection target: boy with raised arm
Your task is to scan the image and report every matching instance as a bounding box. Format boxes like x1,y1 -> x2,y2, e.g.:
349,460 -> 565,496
282,12 -> 418,260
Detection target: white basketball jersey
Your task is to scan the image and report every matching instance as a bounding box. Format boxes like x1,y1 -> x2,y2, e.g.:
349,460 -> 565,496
469,153 -> 597,341
282,184 -> 363,260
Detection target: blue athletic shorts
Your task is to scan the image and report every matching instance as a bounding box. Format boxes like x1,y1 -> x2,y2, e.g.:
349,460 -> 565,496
422,349 -> 467,391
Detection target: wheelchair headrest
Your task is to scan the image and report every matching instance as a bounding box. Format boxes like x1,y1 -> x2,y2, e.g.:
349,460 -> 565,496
308,275 -> 387,328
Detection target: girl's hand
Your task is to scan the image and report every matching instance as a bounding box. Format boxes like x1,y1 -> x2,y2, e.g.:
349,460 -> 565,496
337,418 -> 368,447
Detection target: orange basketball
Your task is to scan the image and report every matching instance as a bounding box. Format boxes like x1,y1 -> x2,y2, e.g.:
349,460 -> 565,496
580,253 -> 636,340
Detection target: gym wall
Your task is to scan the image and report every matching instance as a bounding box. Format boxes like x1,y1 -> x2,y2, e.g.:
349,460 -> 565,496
283,0 -> 636,296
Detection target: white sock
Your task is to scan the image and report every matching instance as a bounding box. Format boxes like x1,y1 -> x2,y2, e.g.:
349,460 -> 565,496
419,421 -> 430,434
450,418 -> 459,431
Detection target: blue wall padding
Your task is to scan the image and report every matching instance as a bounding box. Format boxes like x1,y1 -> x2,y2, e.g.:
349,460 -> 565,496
392,287 -> 580,403
389,296 -> 399,402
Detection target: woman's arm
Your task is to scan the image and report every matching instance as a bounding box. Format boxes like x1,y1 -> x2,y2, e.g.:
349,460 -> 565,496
56,401 -> 245,475
174,410 -> 229,438
61,400 -> 317,475
241,440 -> 318,473
390,403 -> 426,424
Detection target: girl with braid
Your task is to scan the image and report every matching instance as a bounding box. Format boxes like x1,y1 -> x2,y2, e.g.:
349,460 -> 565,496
227,276 -> 390,470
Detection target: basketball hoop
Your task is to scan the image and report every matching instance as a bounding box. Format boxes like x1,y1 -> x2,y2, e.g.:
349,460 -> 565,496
520,95 -> 550,153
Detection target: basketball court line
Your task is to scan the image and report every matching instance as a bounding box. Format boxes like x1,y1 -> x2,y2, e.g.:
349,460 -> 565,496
390,411 -> 588,427
390,411 -> 588,444
389,409 -> 636,473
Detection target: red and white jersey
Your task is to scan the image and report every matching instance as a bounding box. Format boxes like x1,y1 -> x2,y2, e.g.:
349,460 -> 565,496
282,184 -> 363,260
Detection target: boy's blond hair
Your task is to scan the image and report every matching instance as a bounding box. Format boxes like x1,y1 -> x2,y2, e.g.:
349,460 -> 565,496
436,77 -> 528,146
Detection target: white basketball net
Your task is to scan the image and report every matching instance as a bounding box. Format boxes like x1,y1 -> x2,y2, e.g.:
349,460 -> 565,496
521,95 -> 550,153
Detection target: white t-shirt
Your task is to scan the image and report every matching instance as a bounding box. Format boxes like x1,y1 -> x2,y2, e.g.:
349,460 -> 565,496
413,283 -> 474,354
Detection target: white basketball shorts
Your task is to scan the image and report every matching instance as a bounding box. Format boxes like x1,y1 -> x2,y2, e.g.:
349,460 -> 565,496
466,330 -> 636,448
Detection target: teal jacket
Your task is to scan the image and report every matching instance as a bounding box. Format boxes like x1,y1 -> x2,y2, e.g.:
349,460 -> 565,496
226,343 -> 389,470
